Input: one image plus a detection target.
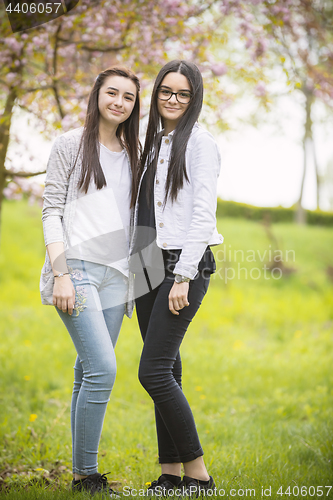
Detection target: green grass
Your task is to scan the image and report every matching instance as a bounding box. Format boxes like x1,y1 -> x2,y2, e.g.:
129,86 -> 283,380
0,199 -> 332,499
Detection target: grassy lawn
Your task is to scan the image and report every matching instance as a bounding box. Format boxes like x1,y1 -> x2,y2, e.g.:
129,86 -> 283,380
0,199 -> 332,499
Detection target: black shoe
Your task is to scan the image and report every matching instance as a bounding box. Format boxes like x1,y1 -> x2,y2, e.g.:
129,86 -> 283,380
179,475 -> 215,497
146,475 -> 181,496
71,472 -> 121,498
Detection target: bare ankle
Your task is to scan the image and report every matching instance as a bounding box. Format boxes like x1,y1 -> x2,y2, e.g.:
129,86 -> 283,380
183,457 -> 209,481
74,473 -> 88,481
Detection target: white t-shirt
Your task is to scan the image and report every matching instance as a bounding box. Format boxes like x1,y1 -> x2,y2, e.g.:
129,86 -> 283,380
66,144 -> 131,276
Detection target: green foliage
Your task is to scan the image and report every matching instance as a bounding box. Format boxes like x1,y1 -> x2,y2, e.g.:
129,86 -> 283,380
217,199 -> 333,226
0,200 -> 333,499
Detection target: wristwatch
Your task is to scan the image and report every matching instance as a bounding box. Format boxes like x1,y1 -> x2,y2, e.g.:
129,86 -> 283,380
174,274 -> 191,284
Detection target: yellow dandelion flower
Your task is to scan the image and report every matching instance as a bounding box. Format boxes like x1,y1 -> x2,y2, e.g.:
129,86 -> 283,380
294,330 -> 302,338
24,375 -> 30,381
233,340 -> 244,350
195,386 -> 202,392
200,395 -> 206,400
145,482 -> 152,487
24,340 -> 32,347
29,414 -> 38,422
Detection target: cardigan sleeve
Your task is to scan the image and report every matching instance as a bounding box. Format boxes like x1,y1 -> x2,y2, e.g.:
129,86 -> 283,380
41,134 -> 74,246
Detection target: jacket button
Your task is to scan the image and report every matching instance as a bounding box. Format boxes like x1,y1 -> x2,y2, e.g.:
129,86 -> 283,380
159,222 -> 164,228
163,243 -> 167,248
157,201 -> 162,207
160,159 -> 164,163
165,139 -> 170,144
156,179 -> 159,184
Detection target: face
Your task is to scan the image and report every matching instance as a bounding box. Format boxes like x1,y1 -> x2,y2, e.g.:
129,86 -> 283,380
98,75 -> 137,127
157,72 -> 192,128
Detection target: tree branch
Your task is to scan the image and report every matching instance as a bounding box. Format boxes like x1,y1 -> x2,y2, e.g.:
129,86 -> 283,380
24,85 -> 55,93
58,38 -> 128,52
52,22 -> 65,120
6,169 -> 46,178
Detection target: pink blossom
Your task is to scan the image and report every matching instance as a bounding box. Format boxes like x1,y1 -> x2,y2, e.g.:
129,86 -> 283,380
5,37 -> 24,52
211,63 -> 228,76
6,72 -> 18,84
61,115 -> 73,132
32,36 -> 45,48
166,17 -> 178,26
254,81 -> 267,97
245,38 -> 253,49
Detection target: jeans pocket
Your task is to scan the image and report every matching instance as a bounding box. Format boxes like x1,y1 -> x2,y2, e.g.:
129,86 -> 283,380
66,260 -> 88,316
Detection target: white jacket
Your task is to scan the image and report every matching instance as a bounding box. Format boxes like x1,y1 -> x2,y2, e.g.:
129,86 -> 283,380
132,123 -> 223,279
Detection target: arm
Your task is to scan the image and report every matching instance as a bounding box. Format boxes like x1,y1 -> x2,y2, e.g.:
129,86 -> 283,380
42,134 -> 77,314
47,242 -> 75,315
173,131 -> 220,279
168,281 -> 189,316
42,133 -> 75,246
168,131 -> 220,315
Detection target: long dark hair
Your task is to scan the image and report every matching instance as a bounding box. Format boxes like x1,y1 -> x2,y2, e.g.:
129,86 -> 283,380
138,60 -> 203,204
77,66 -> 141,208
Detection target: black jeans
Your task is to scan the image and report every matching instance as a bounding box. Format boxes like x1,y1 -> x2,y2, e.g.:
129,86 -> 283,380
135,265 -> 210,464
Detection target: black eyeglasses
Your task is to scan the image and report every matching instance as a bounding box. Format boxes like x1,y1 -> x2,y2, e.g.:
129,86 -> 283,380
157,87 -> 192,104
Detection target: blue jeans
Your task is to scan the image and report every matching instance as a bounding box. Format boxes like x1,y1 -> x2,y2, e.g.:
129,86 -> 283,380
57,259 -> 128,475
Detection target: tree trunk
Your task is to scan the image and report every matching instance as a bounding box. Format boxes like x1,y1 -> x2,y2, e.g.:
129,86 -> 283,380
0,88 -> 17,240
312,139 -> 320,209
295,137 -> 308,224
295,88 -> 313,224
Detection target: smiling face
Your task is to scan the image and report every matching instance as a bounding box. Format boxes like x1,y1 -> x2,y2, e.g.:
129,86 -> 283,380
157,72 -> 192,132
98,75 -> 137,128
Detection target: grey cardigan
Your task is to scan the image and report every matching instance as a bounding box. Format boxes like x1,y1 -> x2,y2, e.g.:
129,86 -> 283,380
40,127 -> 134,317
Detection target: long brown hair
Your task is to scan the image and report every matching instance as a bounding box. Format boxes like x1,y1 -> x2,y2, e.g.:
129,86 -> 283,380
137,60 -> 203,204
77,66 -> 141,208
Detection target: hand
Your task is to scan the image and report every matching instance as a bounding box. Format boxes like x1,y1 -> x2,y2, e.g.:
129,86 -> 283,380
53,275 -> 76,315
168,281 -> 190,315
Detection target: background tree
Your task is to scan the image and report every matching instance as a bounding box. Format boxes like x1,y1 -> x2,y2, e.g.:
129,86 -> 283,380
0,0 -> 220,233
208,0 -> 333,221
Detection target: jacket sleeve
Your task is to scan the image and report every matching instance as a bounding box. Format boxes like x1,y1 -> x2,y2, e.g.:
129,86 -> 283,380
41,135 -> 73,246
173,131 -> 221,279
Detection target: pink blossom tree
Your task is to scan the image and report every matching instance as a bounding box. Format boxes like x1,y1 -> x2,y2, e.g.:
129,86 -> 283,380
0,0 -> 219,232
209,0 -> 333,218
1,0 -> 332,234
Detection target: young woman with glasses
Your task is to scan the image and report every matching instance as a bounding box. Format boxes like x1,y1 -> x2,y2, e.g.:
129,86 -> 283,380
40,66 -> 140,497
132,60 -> 223,496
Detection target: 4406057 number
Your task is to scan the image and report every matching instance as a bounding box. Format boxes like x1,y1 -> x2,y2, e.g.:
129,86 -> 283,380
276,485 -> 332,496
5,2 -> 62,14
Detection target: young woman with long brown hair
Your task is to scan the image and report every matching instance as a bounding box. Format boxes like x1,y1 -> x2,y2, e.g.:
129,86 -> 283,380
40,66 -> 140,497
132,60 -> 223,496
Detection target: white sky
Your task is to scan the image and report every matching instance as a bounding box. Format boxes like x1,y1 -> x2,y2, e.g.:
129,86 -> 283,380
216,93 -> 333,210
